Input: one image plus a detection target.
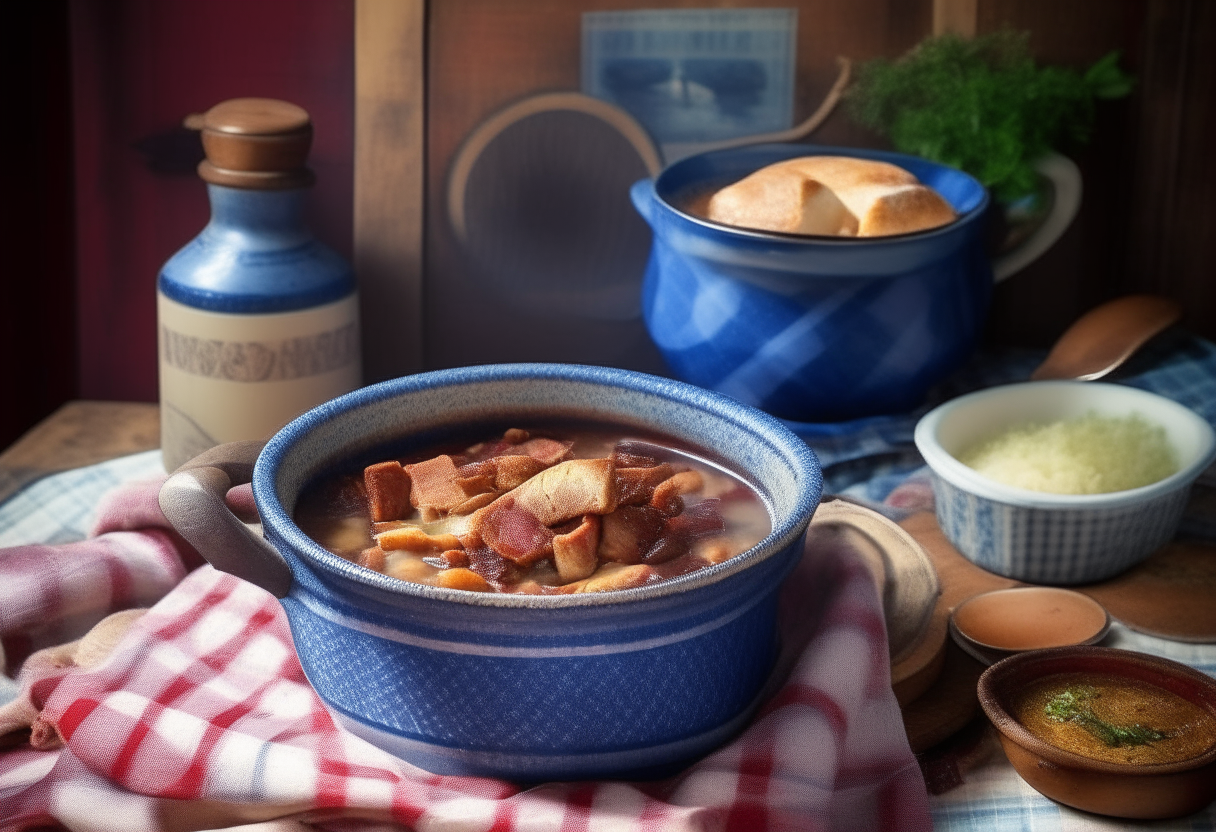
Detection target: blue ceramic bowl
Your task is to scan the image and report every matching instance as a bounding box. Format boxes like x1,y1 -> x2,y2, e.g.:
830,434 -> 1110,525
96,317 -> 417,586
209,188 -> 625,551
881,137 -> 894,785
631,143 -> 992,422
159,364 -> 822,781
915,381 -> 1216,584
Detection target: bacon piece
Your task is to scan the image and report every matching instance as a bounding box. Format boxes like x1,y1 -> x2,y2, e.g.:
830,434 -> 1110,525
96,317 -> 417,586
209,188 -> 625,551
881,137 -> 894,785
465,544 -> 522,585
643,500 -> 726,565
614,463 -> 675,506
668,499 -> 726,538
505,458 -> 617,527
651,493 -> 684,518
405,454 -> 498,514
363,461 -> 411,522
641,533 -> 689,565
650,470 -> 703,504
650,470 -> 704,516
598,505 -> 665,564
451,491 -> 498,516
478,498 -> 555,565
424,549 -> 470,569
553,514 -> 601,583
492,455 -> 547,491
455,472 -> 496,495
404,455 -> 469,513
512,437 -> 574,466
376,526 -> 463,554
357,546 -> 387,572
612,441 -> 661,468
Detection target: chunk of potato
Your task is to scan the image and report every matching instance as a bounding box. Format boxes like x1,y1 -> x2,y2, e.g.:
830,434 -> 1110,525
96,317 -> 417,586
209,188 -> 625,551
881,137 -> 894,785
574,563 -> 654,593
434,567 -> 493,592
553,514 -> 601,583
376,526 -> 463,554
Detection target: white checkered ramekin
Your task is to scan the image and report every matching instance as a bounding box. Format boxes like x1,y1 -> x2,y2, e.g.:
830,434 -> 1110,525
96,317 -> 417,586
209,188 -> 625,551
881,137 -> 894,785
914,381 -> 1216,585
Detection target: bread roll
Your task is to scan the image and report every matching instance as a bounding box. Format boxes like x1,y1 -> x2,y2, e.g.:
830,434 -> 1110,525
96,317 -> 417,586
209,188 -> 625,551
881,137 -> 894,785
705,155 -> 956,237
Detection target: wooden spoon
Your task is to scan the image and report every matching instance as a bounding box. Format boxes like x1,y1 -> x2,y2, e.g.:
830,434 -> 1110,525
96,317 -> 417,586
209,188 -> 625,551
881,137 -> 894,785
1030,294 -> 1183,381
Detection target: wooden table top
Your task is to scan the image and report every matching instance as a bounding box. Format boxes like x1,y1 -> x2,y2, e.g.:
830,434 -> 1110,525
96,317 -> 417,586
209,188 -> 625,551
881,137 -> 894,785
0,401 -> 161,504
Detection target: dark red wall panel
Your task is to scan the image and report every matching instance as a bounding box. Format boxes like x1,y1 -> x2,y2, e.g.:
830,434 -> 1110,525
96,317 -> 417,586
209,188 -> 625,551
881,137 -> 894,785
70,0 -> 355,402
0,2 -> 79,450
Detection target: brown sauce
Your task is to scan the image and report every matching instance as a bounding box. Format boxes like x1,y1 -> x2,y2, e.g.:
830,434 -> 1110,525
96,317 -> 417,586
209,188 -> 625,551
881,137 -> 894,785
294,426 -> 770,595
1012,671 -> 1216,765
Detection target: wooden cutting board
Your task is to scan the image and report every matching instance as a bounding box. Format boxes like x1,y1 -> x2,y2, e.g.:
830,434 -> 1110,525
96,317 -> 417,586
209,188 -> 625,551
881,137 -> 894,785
1076,538 -> 1216,642
895,513 -> 1005,752
893,511 -> 1216,752
898,511 -> 1216,642
900,638 -> 985,753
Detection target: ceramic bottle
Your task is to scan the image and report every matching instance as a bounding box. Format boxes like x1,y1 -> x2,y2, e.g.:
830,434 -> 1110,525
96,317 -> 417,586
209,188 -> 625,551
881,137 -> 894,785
157,98 -> 361,471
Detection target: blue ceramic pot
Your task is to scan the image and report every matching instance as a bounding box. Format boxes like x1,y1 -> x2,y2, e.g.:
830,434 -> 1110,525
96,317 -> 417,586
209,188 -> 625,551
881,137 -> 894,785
159,364 -> 822,782
631,143 -> 992,422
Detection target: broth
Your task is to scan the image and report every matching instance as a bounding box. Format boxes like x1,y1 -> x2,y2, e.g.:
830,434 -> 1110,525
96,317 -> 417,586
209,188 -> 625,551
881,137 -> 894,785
294,426 -> 771,595
1012,671 -> 1216,766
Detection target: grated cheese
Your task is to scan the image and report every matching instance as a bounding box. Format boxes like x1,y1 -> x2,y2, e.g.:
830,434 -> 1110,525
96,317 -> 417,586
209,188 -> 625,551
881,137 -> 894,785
957,412 -> 1179,494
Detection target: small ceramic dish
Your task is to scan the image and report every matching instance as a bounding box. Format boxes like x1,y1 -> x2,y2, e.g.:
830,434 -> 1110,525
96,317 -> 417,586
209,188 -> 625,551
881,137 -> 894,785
914,381 -> 1216,584
978,646 -> 1216,819
950,586 -> 1110,665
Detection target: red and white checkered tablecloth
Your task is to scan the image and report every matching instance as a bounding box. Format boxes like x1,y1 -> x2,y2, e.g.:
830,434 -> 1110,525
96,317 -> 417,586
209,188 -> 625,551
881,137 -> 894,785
0,470 -> 931,832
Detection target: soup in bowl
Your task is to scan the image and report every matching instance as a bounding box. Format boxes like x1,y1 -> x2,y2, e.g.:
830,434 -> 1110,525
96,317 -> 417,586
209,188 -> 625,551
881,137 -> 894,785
297,424 -> 773,596
158,363 -> 822,781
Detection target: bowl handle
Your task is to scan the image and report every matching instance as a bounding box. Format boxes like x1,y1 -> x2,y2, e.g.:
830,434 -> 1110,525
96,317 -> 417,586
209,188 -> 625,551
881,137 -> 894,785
991,152 -> 1082,284
811,496 -> 940,665
630,178 -> 658,225
158,440 -> 293,598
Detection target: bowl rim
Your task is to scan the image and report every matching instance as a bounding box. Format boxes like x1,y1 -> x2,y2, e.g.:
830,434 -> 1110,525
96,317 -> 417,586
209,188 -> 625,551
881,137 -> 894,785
649,142 -> 991,246
913,380 -> 1216,509
978,645 -> 1216,776
252,362 -> 824,609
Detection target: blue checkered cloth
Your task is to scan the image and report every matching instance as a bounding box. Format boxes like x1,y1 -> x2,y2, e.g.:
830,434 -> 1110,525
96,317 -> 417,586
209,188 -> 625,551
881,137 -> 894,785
788,330 -> 1216,536
0,450 -> 165,708
0,450 -> 165,548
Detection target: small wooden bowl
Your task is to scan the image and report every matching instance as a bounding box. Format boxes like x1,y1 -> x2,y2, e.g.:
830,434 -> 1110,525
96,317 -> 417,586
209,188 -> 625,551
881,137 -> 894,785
950,586 -> 1110,665
978,646 -> 1216,819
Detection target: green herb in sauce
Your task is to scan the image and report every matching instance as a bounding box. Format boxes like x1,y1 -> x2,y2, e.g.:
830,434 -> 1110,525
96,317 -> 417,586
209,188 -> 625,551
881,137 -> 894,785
1044,685 -> 1171,748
